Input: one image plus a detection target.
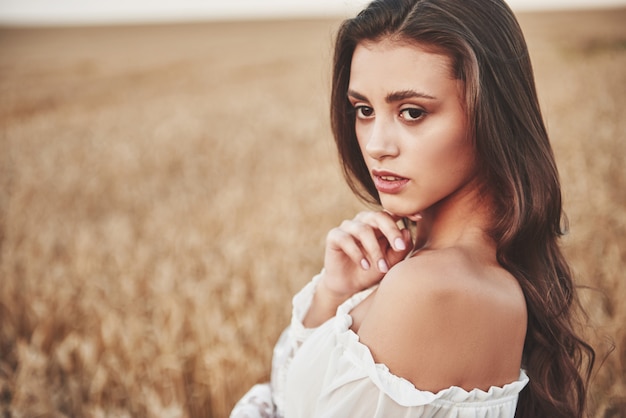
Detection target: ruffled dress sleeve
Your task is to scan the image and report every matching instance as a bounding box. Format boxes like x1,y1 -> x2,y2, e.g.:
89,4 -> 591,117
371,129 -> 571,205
230,272 -> 324,418
270,273 -> 323,416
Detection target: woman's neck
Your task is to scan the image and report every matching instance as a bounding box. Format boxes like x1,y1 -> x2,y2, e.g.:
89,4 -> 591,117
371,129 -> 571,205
415,180 -> 495,256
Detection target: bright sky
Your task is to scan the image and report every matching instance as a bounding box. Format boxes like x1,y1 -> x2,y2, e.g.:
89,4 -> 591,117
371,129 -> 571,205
0,0 -> 624,25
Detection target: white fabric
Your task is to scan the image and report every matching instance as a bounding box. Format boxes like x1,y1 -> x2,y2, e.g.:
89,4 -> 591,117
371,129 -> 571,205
232,272 -> 529,418
230,383 -> 275,418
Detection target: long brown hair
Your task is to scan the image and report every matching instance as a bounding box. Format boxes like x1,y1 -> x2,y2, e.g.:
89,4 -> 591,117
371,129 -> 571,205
330,0 -> 595,417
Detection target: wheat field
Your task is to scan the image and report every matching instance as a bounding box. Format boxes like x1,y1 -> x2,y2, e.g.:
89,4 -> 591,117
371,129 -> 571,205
0,8 -> 624,418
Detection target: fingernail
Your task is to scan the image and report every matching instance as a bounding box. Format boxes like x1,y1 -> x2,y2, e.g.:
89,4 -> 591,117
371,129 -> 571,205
378,259 -> 389,273
409,213 -> 423,221
394,237 -> 406,251
361,259 -> 370,270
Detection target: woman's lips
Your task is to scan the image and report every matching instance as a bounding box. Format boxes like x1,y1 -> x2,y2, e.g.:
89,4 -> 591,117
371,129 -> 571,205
372,170 -> 409,194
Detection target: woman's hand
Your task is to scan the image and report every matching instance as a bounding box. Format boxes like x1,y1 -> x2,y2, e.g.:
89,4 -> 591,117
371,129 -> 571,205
321,211 -> 414,299
303,210 -> 419,328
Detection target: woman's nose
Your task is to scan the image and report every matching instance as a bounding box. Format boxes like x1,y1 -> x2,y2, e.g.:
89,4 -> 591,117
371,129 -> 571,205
365,119 -> 399,160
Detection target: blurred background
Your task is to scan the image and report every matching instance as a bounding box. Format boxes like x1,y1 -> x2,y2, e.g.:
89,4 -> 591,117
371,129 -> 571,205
0,0 -> 625,24
0,1 -> 625,417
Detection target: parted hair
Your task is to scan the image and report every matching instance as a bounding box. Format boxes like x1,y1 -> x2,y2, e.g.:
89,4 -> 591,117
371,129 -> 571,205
330,1 -> 595,417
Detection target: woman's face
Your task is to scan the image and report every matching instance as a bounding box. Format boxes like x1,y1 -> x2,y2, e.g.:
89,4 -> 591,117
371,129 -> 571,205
348,39 -> 477,219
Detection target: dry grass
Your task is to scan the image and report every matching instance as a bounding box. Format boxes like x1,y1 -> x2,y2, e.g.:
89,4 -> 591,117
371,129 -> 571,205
0,9 -> 624,418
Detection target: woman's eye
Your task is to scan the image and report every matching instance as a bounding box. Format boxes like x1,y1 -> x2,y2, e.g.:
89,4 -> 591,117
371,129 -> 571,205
400,108 -> 425,121
355,106 -> 374,119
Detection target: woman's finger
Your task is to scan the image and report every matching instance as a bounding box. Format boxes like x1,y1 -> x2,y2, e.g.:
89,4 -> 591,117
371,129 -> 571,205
326,227 -> 370,269
338,219 -> 388,272
354,211 -> 409,252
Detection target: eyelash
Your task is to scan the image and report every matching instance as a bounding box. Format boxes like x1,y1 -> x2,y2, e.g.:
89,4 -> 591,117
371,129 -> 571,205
352,105 -> 426,122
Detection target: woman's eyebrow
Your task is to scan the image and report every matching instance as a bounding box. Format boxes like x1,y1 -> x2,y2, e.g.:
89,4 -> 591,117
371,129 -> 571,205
347,89 -> 368,102
347,89 -> 436,102
385,89 -> 436,102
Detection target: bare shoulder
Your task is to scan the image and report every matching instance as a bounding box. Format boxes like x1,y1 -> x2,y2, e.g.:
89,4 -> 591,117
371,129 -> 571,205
356,247 -> 527,393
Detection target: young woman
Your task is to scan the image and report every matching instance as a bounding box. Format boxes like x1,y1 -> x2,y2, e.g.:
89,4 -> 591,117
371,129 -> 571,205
231,0 -> 594,417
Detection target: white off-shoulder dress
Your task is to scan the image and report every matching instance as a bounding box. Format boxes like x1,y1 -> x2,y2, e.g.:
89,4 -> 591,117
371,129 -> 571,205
231,273 -> 529,418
